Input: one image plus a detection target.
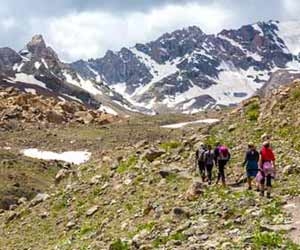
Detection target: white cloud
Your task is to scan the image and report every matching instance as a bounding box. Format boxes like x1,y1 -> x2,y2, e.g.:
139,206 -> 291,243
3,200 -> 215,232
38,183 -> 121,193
282,0 -> 300,18
0,17 -> 16,30
44,2 -> 232,61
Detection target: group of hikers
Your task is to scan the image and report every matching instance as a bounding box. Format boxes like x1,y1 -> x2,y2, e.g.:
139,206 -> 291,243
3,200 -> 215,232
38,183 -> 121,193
195,136 -> 276,198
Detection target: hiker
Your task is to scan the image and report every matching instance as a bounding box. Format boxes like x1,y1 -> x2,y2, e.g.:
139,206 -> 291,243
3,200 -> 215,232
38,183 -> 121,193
204,145 -> 215,185
214,142 -> 221,166
216,145 -> 231,186
257,141 -> 276,198
242,143 -> 259,190
195,144 -> 207,182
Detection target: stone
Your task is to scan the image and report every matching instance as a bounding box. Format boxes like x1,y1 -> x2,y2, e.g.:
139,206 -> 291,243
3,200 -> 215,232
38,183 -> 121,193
30,193 -> 50,207
40,211 -> 50,219
228,124 -> 237,132
143,148 -> 166,162
172,207 -> 190,219
132,229 -> 149,247
135,140 -> 149,149
55,169 -> 70,184
260,224 -> 296,232
66,221 -> 77,230
86,205 -> 99,217
5,211 -> 17,223
75,111 -> 94,124
90,175 -> 102,185
45,110 -> 65,123
186,181 -> 203,201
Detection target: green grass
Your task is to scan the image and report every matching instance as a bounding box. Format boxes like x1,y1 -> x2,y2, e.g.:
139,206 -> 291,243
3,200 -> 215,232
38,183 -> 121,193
152,232 -> 187,248
117,155 -> 138,174
109,239 -> 130,250
292,88 -> 300,100
160,141 -> 181,151
262,198 -> 283,219
245,102 -> 260,121
253,231 -> 283,248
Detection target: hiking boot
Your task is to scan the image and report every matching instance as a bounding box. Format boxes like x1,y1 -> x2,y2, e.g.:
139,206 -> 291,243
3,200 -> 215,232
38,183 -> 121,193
267,193 -> 271,199
260,191 -> 265,197
248,187 -> 252,191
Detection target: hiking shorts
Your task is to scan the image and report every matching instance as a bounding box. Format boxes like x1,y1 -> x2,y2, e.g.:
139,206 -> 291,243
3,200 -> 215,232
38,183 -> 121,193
246,168 -> 259,178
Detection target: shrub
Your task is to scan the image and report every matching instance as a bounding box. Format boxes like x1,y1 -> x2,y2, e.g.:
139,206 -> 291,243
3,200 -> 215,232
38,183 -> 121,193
292,88 -> 300,100
109,239 -> 129,250
245,102 -> 260,121
160,141 -> 181,151
253,231 -> 283,248
117,155 -> 138,174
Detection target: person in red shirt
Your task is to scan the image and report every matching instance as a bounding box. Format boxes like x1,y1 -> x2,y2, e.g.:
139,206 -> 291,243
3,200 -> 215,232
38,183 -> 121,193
258,141 -> 276,198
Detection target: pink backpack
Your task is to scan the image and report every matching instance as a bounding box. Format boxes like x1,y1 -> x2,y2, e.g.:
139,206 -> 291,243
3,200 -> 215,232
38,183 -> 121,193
219,146 -> 229,160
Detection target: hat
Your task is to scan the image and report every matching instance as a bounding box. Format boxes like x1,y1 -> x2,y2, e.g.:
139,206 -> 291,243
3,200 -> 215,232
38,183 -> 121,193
248,142 -> 254,148
263,141 -> 270,147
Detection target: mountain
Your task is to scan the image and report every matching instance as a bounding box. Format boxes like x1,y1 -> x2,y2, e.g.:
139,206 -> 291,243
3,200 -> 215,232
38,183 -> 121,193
0,35 -> 138,116
1,21 -> 300,115
72,20 -> 300,113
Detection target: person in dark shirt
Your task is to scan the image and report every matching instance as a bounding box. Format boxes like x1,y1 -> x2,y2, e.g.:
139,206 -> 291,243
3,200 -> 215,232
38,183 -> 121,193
204,145 -> 215,185
242,143 -> 259,190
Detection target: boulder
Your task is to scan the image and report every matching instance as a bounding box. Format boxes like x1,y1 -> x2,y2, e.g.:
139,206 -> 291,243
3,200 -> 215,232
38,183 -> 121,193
172,207 -> 190,219
143,148 -> 166,162
30,193 -> 50,207
45,110 -> 65,123
186,181 -> 204,201
86,205 -> 99,217
75,111 -> 94,124
228,124 -> 237,132
55,169 -> 70,184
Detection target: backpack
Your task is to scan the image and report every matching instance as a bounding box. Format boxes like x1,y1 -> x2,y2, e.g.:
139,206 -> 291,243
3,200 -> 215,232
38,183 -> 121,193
205,150 -> 214,165
219,146 -> 229,161
197,148 -> 206,162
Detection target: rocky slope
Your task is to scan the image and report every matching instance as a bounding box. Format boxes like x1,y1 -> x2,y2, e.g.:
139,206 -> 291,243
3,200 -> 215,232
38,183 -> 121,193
0,86 -> 116,131
0,80 -> 300,249
72,20 -> 300,113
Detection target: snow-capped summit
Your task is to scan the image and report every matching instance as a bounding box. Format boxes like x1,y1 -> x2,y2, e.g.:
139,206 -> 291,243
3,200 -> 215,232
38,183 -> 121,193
1,21 -> 300,114
71,20 -> 300,113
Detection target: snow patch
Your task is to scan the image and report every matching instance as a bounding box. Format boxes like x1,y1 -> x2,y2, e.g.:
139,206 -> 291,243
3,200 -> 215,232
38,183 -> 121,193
25,88 -> 37,95
63,71 -> 103,96
98,105 -> 118,116
62,94 -> 83,103
41,58 -> 49,69
252,23 -> 264,36
34,61 -> 41,70
14,73 -> 47,89
22,149 -> 91,165
218,34 -> 244,51
161,119 -> 220,129
130,47 -> 180,95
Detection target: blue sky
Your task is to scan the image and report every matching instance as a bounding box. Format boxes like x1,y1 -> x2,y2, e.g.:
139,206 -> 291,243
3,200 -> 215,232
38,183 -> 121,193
0,0 -> 298,61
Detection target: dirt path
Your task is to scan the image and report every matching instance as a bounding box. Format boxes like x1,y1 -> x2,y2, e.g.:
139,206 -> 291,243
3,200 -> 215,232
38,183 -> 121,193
284,197 -> 300,244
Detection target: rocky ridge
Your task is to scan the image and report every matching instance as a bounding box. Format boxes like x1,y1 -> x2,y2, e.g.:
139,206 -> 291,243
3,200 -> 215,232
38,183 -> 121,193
0,35 -> 136,116
0,86 -> 116,131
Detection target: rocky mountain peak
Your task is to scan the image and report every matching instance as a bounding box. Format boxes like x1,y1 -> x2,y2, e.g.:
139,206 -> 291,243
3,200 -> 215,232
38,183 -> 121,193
0,47 -> 22,72
26,34 -> 47,55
